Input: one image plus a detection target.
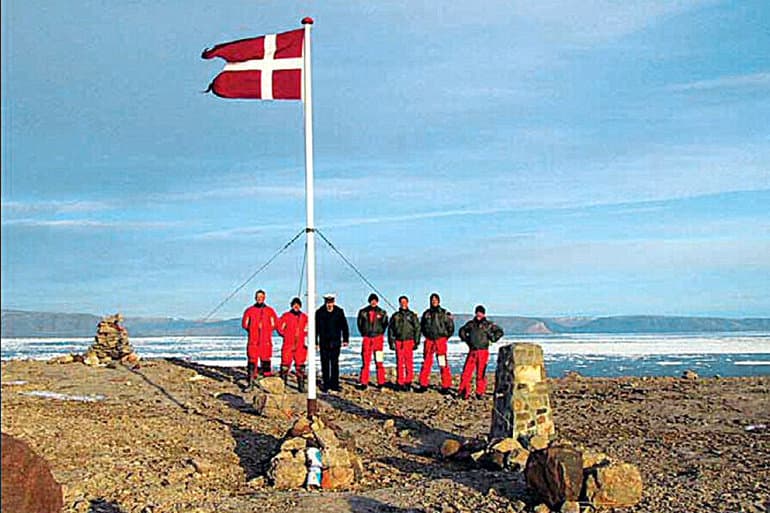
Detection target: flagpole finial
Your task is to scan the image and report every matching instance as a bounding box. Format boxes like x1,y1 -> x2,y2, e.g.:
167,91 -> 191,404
302,17 -> 314,25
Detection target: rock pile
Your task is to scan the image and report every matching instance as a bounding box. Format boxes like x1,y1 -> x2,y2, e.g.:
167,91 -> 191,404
267,416 -> 363,490
47,313 -> 139,368
522,439 -> 643,511
84,314 -> 136,366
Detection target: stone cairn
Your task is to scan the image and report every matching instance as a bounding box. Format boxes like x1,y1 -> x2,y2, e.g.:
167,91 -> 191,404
84,314 -> 138,367
440,342 -> 643,512
491,342 -> 555,445
47,313 -> 139,367
248,376 -> 362,490
267,415 -> 363,490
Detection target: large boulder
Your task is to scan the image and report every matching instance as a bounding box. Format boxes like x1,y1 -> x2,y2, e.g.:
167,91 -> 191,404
268,450 -> 307,489
525,446 -> 584,510
252,392 -> 290,418
1,433 -> 63,513
258,376 -> 286,395
583,461 -> 643,508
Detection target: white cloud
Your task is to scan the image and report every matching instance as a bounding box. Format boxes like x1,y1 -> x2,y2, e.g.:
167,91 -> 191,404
1,200 -> 111,214
152,185 -> 305,202
668,72 -> 770,91
2,218 -> 179,229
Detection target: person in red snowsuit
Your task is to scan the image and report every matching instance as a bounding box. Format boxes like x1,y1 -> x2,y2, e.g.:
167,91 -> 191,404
457,305 -> 504,400
387,295 -> 421,391
241,289 -> 278,390
356,293 -> 389,390
277,297 -> 309,392
417,293 -> 455,394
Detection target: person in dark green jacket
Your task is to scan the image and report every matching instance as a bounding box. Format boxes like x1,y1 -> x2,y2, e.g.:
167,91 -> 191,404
457,305 -> 504,399
356,293 -> 389,390
417,293 -> 455,393
387,295 -> 421,391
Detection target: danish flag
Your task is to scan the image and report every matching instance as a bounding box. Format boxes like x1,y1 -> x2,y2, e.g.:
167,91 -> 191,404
202,28 -> 304,100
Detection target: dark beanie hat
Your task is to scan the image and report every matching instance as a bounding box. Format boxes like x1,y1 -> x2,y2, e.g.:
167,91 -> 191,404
368,293 -> 379,302
430,292 -> 440,302
475,305 -> 486,314
291,297 -> 302,307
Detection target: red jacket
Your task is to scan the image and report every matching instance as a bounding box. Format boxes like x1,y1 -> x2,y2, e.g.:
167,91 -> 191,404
277,310 -> 308,347
242,304 -> 278,344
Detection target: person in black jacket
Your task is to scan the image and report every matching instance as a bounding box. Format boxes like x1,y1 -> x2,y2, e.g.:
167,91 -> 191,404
388,295 -> 421,391
356,293 -> 389,390
457,305 -> 504,399
315,293 -> 349,392
417,292 -> 455,394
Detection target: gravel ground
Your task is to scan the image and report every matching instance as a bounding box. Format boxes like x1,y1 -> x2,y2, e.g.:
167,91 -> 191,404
1,358 -> 768,513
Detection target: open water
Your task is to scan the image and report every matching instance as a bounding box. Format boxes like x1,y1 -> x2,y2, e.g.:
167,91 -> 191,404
2,333 -> 769,378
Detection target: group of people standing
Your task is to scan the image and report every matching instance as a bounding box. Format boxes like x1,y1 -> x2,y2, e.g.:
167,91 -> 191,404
241,290 -> 505,399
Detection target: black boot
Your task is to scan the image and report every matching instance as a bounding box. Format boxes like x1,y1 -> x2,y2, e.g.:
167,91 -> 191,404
297,365 -> 307,393
244,363 -> 256,392
279,365 -> 290,386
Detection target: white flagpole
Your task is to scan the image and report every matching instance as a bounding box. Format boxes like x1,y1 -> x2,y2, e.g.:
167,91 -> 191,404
301,16 -> 318,417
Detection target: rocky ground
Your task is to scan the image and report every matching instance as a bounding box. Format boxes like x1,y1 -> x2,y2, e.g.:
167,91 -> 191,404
1,358 -> 768,513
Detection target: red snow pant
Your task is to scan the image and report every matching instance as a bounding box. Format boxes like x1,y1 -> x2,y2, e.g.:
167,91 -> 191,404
395,340 -> 415,385
280,338 -> 307,376
419,337 -> 452,389
247,338 -> 273,377
458,348 -> 490,398
360,335 -> 386,386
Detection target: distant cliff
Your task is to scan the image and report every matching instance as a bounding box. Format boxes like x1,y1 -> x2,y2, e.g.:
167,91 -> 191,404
548,315 -> 770,334
3,309 -> 769,338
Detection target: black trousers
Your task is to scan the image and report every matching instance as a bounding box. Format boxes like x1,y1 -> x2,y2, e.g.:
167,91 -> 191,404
319,342 -> 341,390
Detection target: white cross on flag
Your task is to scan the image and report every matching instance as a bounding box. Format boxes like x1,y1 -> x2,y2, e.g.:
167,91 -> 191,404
202,28 -> 304,100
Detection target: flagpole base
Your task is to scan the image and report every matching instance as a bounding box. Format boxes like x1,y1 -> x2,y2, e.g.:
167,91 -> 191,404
307,398 -> 318,418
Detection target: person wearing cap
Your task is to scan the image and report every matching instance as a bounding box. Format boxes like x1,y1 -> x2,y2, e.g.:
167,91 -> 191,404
241,289 -> 278,390
457,305 -> 504,400
315,293 -> 349,392
356,293 -> 389,390
387,295 -> 421,391
277,297 -> 309,392
417,293 -> 455,394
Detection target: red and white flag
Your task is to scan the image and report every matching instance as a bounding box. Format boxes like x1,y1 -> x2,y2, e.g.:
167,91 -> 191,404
202,28 -> 304,100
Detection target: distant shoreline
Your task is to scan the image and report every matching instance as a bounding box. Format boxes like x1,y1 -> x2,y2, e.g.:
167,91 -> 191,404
3,309 -> 770,338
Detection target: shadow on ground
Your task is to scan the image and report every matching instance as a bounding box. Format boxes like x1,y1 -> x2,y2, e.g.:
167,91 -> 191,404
322,390 -> 467,456
88,498 -> 126,513
129,361 -> 281,483
217,392 -> 256,413
322,386 -> 532,504
347,496 -> 425,513
166,357 -> 246,385
378,454 -> 531,503
230,425 -> 281,480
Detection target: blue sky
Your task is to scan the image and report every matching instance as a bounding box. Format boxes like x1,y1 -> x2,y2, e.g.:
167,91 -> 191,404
2,1 -> 769,319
